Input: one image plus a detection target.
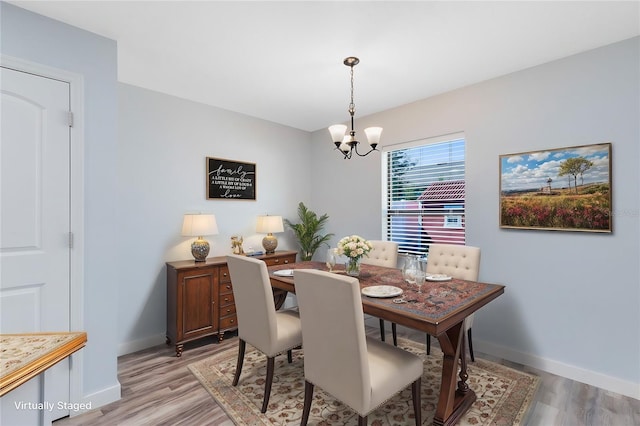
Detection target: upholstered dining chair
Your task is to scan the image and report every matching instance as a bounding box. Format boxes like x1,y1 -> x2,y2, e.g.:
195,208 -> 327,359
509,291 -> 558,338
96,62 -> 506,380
225,254 -> 303,413
294,269 -> 422,426
360,240 -> 400,346
385,244 -> 481,360
425,244 -> 481,361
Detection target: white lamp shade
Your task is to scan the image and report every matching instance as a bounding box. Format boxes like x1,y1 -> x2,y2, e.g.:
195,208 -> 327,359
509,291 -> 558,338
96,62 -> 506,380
339,135 -> 351,153
328,124 -> 347,143
181,214 -> 219,237
256,215 -> 284,233
364,127 -> 383,146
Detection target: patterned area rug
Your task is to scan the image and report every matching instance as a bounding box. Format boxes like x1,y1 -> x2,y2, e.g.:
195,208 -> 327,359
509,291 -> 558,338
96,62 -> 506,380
189,338 -> 539,425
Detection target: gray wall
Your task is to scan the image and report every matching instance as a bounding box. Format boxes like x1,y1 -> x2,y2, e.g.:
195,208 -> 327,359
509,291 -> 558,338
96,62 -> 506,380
310,37 -> 640,397
117,83 -> 311,353
1,2 -> 120,401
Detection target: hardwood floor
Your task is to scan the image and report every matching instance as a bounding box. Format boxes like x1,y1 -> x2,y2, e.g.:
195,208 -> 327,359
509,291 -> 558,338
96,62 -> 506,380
55,327 -> 640,426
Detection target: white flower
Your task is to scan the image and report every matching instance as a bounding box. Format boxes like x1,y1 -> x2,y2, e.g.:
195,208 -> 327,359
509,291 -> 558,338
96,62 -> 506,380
335,235 -> 372,262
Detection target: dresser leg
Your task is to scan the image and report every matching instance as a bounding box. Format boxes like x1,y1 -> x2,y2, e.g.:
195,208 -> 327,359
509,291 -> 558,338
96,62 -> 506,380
175,344 -> 183,357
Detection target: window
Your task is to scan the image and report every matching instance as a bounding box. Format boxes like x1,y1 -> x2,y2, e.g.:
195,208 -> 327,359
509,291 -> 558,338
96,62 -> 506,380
383,135 -> 465,256
444,204 -> 464,228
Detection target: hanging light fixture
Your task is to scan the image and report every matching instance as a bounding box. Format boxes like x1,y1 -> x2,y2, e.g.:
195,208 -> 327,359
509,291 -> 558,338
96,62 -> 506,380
328,57 -> 382,159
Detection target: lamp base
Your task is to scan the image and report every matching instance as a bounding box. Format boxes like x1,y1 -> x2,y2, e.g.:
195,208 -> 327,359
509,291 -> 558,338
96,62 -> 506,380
191,238 -> 210,262
262,234 -> 278,254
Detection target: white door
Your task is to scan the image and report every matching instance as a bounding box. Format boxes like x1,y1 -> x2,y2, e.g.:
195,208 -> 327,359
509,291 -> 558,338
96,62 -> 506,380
1,67 -> 71,424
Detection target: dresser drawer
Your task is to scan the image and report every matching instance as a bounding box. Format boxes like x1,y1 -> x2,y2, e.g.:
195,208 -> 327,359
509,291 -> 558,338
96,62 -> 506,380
219,292 -> 235,307
220,314 -> 237,330
219,303 -> 236,317
262,254 -> 296,267
219,265 -> 231,283
219,281 -> 233,295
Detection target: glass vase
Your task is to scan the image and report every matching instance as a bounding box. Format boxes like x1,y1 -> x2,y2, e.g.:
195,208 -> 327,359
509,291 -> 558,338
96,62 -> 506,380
346,257 -> 361,277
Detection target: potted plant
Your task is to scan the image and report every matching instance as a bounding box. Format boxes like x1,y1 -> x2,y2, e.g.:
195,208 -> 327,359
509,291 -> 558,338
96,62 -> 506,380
284,202 -> 334,261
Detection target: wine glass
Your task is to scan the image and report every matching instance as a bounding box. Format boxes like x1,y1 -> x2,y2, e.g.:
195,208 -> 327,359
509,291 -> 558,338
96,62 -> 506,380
402,255 -> 419,284
326,248 -> 337,272
414,270 -> 426,294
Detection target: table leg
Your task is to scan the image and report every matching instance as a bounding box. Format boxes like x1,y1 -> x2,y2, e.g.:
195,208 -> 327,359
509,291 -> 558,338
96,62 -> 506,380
273,289 -> 288,310
434,321 -> 476,426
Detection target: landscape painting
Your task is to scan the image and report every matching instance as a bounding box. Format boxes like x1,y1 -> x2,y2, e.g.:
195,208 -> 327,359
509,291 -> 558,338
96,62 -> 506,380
499,143 -> 612,232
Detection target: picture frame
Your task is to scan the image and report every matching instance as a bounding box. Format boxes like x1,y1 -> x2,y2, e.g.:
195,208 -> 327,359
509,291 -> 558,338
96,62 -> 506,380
206,157 -> 256,200
499,142 -> 612,232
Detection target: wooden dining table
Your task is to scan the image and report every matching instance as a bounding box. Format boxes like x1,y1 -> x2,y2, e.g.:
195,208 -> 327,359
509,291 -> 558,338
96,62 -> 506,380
268,261 -> 505,426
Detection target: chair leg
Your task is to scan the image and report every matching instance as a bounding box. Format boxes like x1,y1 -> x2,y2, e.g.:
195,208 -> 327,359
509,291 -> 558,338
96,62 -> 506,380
301,380 -> 314,426
379,318 -> 386,342
467,327 -> 475,362
358,415 -> 368,426
412,377 -> 422,426
426,334 -> 431,355
287,349 -> 293,363
232,339 -> 246,386
391,322 -> 398,347
261,356 -> 275,413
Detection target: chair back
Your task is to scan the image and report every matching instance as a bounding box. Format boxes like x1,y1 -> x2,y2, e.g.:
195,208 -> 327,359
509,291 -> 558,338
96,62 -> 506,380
294,269 -> 371,412
361,240 -> 399,268
226,254 -> 278,352
426,243 -> 480,281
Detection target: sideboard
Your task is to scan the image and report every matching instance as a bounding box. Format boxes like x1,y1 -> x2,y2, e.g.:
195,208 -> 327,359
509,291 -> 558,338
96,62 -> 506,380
166,250 -> 297,357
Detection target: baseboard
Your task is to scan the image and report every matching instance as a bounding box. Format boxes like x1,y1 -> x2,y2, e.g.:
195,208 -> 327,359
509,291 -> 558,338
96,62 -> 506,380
118,333 -> 166,356
475,339 -> 640,400
70,382 -> 121,417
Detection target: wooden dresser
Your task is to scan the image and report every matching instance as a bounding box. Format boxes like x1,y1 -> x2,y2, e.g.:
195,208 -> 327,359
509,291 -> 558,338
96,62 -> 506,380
166,250 -> 297,357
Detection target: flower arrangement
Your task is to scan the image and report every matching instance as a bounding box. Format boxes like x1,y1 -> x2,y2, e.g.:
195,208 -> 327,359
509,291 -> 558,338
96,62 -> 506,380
336,235 -> 373,276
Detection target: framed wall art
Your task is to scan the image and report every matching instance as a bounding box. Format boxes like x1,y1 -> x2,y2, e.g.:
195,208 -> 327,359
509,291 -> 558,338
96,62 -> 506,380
499,142 -> 611,232
207,157 -> 256,200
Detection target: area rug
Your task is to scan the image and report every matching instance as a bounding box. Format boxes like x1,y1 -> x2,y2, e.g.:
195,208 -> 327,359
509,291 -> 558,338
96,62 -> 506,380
188,337 -> 539,425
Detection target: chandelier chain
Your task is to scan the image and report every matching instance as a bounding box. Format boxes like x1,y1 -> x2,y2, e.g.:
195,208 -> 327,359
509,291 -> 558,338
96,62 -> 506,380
349,64 -> 355,116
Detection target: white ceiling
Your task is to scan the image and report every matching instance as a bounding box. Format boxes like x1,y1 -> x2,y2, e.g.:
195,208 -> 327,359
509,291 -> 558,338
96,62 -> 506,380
9,1 -> 640,132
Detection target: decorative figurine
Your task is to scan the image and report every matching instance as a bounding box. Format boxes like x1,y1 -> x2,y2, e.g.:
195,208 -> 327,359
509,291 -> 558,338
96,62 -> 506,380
231,236 -> 245,255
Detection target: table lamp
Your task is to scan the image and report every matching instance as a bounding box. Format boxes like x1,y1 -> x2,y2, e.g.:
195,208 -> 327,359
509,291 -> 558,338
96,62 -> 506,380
256,215 -> 284,254
181,213 -> 219,261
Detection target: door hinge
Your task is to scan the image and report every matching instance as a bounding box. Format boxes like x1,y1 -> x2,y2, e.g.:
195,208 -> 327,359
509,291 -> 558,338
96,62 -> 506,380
68,232 -> 74,248
68,111 -> 74,128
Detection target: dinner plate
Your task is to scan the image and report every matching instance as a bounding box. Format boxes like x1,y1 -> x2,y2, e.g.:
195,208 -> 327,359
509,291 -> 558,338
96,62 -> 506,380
273,269 -> 294,277
361,285 -> 403,298
426,274 -> 452,282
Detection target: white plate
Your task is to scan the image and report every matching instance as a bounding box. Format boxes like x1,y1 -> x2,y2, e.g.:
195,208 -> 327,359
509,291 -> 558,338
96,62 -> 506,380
361,285 -> 403,298
273,269 -> 294,277
426,274 -> 452,282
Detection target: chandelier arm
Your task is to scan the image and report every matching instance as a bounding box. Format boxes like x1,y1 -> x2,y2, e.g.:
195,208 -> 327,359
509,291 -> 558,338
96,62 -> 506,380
353,143 -> 377,157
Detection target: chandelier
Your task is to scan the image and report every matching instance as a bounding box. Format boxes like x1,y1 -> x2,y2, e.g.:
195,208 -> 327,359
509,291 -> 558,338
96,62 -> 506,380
328,57 -> 382,159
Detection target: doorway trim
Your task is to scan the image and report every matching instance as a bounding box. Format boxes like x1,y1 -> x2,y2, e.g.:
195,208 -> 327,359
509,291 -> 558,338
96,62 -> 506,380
1,54 -> 85,407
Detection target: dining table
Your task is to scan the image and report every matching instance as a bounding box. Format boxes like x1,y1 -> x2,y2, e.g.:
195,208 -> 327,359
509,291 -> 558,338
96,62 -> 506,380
268,261 -> 505,426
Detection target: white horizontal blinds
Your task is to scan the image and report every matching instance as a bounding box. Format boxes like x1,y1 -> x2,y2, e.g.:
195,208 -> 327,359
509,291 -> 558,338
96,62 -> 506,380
385,137 -> 466,256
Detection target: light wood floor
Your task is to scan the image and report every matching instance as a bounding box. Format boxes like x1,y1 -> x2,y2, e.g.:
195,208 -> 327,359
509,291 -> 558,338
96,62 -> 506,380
55,326 -> 640,426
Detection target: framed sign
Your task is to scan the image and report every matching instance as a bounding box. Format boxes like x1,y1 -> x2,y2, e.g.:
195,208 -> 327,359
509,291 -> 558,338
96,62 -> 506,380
207,157 -> 256,200
499,142 -> 611,232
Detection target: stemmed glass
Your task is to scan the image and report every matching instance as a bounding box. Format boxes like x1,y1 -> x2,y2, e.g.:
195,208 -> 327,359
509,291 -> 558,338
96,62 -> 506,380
414,270 -> 426,294
326,248 -> 337,272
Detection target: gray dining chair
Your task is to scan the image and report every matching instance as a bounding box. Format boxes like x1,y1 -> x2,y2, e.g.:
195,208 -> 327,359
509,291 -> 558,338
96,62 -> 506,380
226,254 -> 303,413
294,269 -> 422,426
360,240 -> 400,346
